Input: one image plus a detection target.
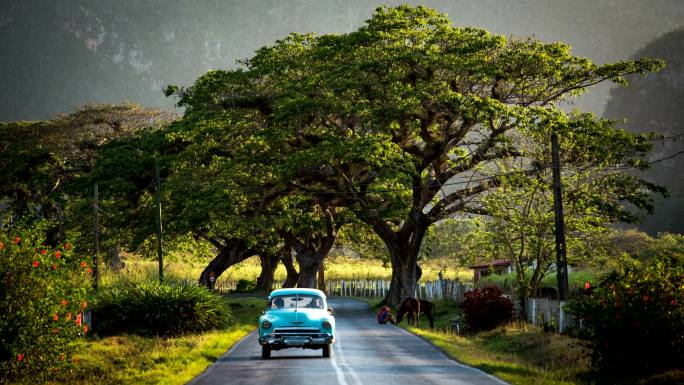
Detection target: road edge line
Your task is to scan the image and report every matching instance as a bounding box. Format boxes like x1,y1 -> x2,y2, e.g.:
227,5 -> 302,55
185,328 -> 257,385
393,325 -> 511,385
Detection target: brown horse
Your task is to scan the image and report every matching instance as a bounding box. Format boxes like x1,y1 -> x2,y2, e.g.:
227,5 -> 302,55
396,297 -> 435,328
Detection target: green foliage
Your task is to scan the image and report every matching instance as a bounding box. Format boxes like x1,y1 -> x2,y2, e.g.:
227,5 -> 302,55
419,219 -> 481,263
0,104 -> 175,232
233,279 -> 256,293
92,278 -> 231,336
335,222 -> 389,261
565,257 -> 684,376
0,226 -> 89,381
460,286 -> 515,331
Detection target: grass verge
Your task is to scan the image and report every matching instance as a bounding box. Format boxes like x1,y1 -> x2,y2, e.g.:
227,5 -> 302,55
27,296 -> 266,385
361,297 -> 590,385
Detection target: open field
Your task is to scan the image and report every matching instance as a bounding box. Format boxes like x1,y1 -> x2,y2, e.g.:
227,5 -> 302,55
107,256 -> 473,286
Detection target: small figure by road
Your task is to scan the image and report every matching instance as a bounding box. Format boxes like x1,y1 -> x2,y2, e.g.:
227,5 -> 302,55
376,305 -> 396,324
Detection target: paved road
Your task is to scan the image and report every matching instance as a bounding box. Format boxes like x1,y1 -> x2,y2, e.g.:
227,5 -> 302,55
189,297 -> 508,385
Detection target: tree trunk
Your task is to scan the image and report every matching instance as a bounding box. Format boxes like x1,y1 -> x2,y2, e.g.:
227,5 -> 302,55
281,249 -> 299,288
256,251 -> 280,292
198,240 -> 252,289
294,234 -> 336,289
370,211 -> 429,306
297,252 -> 321,289
293,210 -> 337,289
318,263 -> 326,294
386,253 -> 421,306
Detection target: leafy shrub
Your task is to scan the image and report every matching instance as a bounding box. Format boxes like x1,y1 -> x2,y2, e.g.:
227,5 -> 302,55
234,278 -> 256,293
460,286 -> 515,331
0,228 -> 90,380
93,279 -> 231,336
566,257 -> 684,376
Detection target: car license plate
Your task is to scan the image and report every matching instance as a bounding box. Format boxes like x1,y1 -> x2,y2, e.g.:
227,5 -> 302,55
285,338 -> 308,346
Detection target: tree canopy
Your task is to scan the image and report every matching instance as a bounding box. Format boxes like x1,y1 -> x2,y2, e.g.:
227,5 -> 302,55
1,6 -> 662,304
163,5 -> 663,303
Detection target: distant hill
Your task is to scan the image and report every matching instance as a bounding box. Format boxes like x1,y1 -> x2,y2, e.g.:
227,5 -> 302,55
604,28 -> 684,234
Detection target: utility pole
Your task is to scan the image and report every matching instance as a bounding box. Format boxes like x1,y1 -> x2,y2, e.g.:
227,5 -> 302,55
93,183 -> 100,290
57,199 -> 64,243
155,161 -> 164,283
551,133 -> 569,301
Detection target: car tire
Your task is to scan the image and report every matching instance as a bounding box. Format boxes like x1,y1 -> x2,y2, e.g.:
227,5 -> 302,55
262,345 -> 271,359
322,344 -> 331,358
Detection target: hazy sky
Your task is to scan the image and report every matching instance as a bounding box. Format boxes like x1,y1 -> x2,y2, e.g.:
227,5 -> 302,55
1,0 -> 683,120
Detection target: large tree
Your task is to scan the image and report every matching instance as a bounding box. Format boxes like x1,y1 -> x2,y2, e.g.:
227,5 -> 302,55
167,5 -> 662,304
258,6 -> 662,304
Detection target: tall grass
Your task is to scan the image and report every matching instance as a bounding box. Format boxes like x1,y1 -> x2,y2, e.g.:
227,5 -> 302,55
104,256 -> 473,287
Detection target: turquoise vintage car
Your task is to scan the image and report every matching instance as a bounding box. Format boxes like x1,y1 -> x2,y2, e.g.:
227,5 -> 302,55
258,288 -> 335,359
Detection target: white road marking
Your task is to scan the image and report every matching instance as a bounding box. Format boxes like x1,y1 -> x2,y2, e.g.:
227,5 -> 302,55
333,332 -> 362,385
330,344 -> 350,385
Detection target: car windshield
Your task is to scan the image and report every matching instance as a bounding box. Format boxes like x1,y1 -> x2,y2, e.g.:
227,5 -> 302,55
269,294 -> 324,310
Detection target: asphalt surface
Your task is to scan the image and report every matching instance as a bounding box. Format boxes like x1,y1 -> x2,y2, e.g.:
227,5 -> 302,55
189,297 -> 509,385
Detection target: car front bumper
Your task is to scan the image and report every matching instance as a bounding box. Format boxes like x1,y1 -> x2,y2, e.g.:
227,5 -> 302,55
259,332 -> 334,347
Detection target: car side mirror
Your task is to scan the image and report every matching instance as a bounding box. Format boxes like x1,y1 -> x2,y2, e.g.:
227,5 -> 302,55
327,306 -> 334,315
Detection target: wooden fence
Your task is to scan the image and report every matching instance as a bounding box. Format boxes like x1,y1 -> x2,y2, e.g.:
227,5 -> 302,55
525,298 -> 575,333
325,279 -> 472,302
215,278 -> 575,332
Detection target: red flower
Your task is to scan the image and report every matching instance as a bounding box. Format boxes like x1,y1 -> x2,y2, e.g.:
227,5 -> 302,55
584,282 -> 591,290
83,325 -> 89,334
81,301 -> 88,309
76,313 -> 82,326
14,236 -> 20,244
32,260 -> 39,268
80,261 -> 87,268
87,268 -> 92,274
55,251 -> 61,259
51,264 -> 57,270
0,241 -> 4,250
61,299 -> 68,306
53,314 -> 59,321
41,249 -> 47,255
17,354 -> 24,362
672,299 -> 677,306
643,294 -> 650,302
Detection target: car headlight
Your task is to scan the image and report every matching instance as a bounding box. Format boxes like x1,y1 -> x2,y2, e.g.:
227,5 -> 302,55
322,320 -> 331,329
262,320 -> 272,329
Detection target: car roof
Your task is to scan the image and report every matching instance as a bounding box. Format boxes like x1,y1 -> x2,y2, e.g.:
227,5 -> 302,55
268,288 -> 327,299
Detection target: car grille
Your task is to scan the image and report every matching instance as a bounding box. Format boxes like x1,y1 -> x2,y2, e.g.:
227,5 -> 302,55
273,327 -> 320,335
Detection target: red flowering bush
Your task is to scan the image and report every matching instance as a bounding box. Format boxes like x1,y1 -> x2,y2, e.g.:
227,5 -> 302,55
566,257 -> 684,376
0,228 -> 90,380
459,285 -> 515,331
